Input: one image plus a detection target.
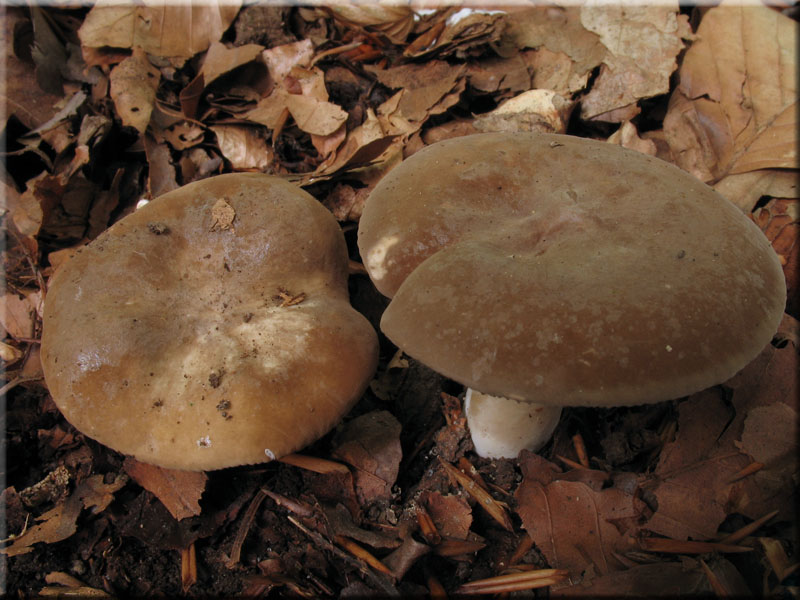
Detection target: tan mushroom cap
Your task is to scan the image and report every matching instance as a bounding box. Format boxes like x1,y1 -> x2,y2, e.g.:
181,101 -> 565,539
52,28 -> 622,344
358,132 -> 786,407
42,173 -> 378,471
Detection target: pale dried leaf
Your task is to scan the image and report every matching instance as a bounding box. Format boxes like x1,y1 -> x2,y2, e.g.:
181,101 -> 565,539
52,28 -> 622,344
284,94 -> 348,136
244,88 -> 292,130
664,5 -> 798,182
0,292 -> 37,339
201,41 -> 264,87
474,89 -> 573,134
527,47 -> 591,96
607,121 -> 658,156
211,125 -> 274,170
331,5 -> 414,45
109,48 -> 161,134
262,39 -> 314,85
714,170 -> 799,212
78,1 -> 240,59
580,4 -> 690,121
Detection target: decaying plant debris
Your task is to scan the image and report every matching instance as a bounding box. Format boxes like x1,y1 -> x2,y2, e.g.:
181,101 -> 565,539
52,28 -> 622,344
1,3 -> 798,597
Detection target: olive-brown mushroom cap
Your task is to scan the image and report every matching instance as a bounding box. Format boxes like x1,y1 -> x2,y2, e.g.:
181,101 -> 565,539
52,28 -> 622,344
42,173 -> 378,471
358,133 -> 786,407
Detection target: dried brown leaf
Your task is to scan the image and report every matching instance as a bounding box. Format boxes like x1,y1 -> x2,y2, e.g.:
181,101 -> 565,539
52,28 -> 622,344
714,170 -> 798,213
284,93 -> 348,136
419,491 -> 472,540
502,7 -> 606,81
440,460 -> 512,532
580,5 -> 690,121
201,41 -> 264,87
647,388 -> 749,540
516,476 -> 641,579
752,199 -> 798,315
664,5 -> 798,183
0,291 -> 38,339
144,135 -> 179,198
474,89 -> 574,134
109,48 -> 161,135
606,121 -> 658,156
123,458 -> 206,521
1,10 -> 65,130
210,125 -> 274,171
78,2 -> 240,60
331,411 -> 402,505
262,39 -> 314,85
330,5 -> 414,45
1,474 -> 127,557
466,53 -> 532,94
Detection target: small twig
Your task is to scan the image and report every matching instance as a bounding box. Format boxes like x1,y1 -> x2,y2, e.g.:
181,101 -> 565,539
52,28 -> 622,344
262,488 -> 314,518
508,534 -> 534,566
278,453 -> 349,474
287,515 -> 399,597
311,41 -> 364,66
427,571 -> 447,599
415,505 -> 441,545
226,488 -> 268,568
639,537 -> 752,554
433,538 -> 486,557
181,543 -> 197,593
439,459 -> 512,531
456,568 -> 569,595
0,375 -> 44,397
572,433 -> 590,468
699,559 -> 729,598
718,510 -> 778,544
334,535 -> 395,578
727,461 -> 765,483
555,454 -> 587,471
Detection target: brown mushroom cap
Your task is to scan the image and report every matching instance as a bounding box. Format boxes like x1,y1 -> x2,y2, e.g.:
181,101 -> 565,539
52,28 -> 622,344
42,173 -> 378,471
358,132 -> 786,407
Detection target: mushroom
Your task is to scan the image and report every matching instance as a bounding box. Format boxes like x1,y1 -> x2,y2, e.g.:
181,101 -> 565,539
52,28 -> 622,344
358,132 -> 786,459
41,173 -> 378,471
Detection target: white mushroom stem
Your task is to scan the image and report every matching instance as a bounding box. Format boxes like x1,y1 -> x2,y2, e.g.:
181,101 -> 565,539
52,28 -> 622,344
464,388 -> 562,459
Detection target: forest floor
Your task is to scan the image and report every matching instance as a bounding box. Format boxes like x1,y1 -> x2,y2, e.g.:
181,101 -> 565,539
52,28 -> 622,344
2,3 -> 798,597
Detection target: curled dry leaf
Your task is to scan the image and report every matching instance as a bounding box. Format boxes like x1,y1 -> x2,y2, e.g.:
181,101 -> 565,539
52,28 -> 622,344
210,125 -> 274,171
714,170 -> 799,213
123,457 -> 207,521
201,41 -> 264,88
663,4 -> 798,192
502,6 -> 606,89
331,411 -> 402,505
109,48 -> 161,135
329,5 -> 415,45
607,121 -> 658,156
1,474 -> 128,557
474,89 -> 574,135
78,1 -> 241,60
580,4 -> 691,121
